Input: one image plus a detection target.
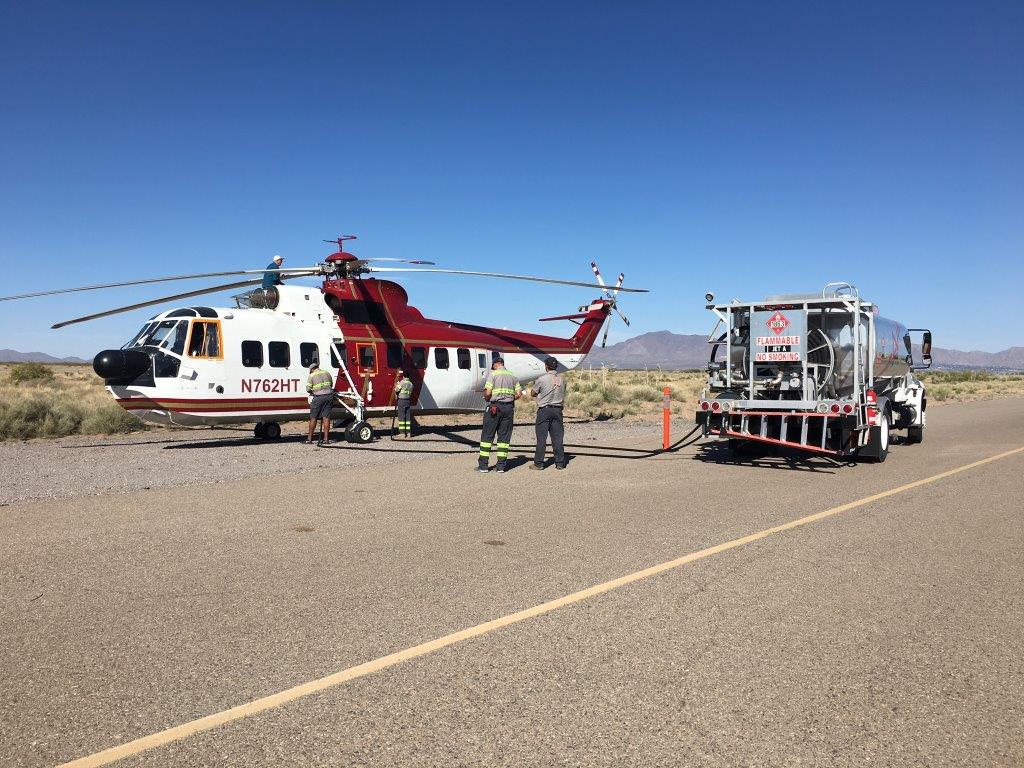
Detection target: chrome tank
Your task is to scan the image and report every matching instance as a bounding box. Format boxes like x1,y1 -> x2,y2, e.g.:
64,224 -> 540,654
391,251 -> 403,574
811,311 -> 911,395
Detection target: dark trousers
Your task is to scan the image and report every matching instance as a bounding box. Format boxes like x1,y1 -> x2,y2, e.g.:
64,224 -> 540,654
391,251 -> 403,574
396,398 -> 412,434
479,401 -> 514,468
534,405 -> 565,467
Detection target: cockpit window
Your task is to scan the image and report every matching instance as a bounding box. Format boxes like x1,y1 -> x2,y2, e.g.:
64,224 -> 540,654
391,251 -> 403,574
160,320 -> 189,355
133,320 -> 180,349
125,322 -> 156,349
188,320 -> 222,358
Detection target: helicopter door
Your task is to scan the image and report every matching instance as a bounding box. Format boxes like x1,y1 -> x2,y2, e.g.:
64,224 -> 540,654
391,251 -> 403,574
473,350 -> 489,392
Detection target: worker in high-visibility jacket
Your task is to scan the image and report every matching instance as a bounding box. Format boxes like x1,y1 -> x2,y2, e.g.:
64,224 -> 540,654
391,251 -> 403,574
477,357 -> 521,473
393,370 -> 414,439
306,361 -> 335,445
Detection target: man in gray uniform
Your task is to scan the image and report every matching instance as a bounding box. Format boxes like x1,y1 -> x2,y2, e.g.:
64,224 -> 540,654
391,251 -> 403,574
530,356 -> 566,469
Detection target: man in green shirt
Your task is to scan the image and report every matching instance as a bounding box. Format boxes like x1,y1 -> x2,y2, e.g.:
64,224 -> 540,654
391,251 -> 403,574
306,362 -> 335,445
394,370 -> 414,438
477,357 -> 521,473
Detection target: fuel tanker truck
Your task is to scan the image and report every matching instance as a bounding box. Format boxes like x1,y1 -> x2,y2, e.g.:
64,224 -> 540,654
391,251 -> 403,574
695,282 -> 933,462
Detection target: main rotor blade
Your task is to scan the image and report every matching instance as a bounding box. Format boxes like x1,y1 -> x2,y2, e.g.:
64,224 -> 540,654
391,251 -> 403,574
367,267 -> 648,293
361,258 -> 437,265
51,279 -> 265,329
0,267 -> 322,302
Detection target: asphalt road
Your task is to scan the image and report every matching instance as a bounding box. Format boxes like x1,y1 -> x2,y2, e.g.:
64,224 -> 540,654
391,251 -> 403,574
2,398 -> 1022,767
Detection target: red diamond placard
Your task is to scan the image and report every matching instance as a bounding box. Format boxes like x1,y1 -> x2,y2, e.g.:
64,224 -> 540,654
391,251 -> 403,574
766,310 -> 790,335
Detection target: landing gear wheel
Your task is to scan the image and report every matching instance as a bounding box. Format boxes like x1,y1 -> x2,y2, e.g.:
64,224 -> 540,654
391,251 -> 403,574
346,420 -> 373,444
262,422 -> 282,440
863,408 -> 891,462
254,422 -> 267,439
906,425 -> 924,444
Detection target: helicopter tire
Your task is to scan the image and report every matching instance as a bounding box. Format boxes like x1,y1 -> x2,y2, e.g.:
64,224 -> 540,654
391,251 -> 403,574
347,420 -> 373,444
254,422 -> 267,439
263,422 -> 282,440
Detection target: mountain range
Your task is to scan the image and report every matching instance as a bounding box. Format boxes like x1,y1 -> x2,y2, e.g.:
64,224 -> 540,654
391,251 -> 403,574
3,336 -> 1023,372
0,349 -> 88,364
583,332 -> 1024,372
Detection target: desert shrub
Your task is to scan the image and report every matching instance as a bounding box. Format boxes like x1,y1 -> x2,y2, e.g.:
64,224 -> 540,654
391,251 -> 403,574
0,395 -> 82,438
8,363 -> 56,385
921,371 -> 995,384
0,386 -> 145,439
79,401 -> 145,435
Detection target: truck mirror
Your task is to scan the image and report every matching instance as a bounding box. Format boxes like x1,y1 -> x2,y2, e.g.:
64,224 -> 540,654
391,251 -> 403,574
922,331 -> 932,359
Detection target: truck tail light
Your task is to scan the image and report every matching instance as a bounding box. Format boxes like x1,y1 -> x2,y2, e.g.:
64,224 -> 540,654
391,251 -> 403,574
711,400 -> 722,412
699,400 -> 710,411
830,403 -> 841,414
842,403 -> 854,415
866,389 -> 879,426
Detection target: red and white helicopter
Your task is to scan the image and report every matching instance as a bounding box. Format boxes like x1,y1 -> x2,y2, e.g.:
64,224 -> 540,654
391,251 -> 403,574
2,237 -> 647,441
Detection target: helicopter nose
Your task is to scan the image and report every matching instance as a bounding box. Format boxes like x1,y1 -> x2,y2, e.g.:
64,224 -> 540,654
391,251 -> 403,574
92,349 -> 151,383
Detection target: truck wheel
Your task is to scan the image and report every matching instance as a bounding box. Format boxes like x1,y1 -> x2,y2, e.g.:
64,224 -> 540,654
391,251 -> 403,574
863,408 -> 891,463
906,425 -> 924,444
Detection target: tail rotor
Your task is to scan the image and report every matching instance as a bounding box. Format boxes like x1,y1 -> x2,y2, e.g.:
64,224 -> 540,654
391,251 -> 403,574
590,261 -> 631,348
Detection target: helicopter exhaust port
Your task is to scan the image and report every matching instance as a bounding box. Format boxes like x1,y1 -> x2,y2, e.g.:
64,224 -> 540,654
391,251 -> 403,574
92,349 -> 151,384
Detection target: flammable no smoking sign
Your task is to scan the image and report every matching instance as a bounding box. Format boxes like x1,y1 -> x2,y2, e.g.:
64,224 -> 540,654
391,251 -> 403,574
755,310 -> 802,361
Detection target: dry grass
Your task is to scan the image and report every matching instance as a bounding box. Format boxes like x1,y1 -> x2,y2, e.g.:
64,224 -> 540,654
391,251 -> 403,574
2,363 -> 1020,441
0,364 -> 145,440
919,370 -> 1024,403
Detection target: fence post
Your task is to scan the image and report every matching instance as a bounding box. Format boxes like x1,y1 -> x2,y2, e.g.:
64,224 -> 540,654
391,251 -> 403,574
662,387 -> 671,450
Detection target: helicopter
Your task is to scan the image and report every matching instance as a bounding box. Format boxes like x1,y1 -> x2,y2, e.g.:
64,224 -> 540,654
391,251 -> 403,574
0,236 -> 647,442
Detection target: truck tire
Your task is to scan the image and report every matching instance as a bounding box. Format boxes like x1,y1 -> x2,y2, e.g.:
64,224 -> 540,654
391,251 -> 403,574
862,407 -> 891,463
906,425 -> 924,444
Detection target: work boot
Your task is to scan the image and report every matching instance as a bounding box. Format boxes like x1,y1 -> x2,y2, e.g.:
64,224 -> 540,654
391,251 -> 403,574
529,463 -> 544,470
475,465 -> 489,473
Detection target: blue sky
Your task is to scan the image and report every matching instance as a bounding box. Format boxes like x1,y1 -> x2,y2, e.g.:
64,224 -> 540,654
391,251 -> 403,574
1,1 -> 1021,358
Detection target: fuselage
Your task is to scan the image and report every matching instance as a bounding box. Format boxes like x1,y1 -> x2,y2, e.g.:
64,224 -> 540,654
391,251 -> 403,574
102,280 -> 609,427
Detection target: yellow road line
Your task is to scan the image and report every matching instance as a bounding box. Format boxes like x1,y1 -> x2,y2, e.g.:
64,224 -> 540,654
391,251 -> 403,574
59,445 -> 1024,768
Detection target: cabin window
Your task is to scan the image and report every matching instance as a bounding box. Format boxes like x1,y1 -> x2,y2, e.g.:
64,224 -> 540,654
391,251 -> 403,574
478,353 -> 487,369
268,341 -> 290,368
386,343 -> 403,369
356,343 -> 377,374
434,348 -> 449,369
241,340 -> 263,368
300,342 -> 320,368
187,320 -> 222,359
330,342 -> 345,369
457,348 -> 471,370
411,346 -> 427,369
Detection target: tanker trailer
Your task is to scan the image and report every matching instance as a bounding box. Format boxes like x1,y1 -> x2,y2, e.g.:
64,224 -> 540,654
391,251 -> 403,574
695,282 -> 933,462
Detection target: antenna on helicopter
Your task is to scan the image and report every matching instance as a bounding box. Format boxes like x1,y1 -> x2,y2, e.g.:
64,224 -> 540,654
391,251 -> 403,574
323,235 -> 358,249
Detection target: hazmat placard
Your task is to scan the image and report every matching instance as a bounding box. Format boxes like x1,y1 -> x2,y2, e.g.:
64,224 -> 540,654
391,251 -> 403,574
750,309 -> 807,363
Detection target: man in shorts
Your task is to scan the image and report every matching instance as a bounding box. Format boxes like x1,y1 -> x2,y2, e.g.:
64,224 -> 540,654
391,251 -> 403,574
306,361 -> 335,445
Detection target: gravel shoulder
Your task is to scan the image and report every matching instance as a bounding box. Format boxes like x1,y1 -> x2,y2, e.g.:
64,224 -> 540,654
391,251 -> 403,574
0,417 -> 671,505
